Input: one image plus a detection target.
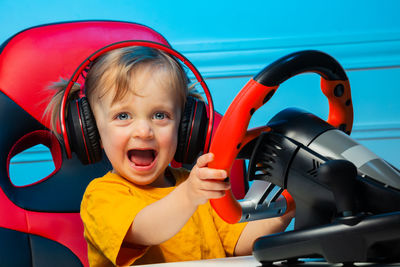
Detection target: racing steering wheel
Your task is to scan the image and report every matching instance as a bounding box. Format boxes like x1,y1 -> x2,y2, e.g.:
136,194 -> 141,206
209,50 -> 353,223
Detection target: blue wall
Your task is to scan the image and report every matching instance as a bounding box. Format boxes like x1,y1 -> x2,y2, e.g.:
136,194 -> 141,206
3,0 -> 400,185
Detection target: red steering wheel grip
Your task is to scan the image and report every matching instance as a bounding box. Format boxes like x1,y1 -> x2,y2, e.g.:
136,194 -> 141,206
255,50 -> 353,134
321,79 -> 353,134
209,50 -> 353,224
209,79 -> 279,223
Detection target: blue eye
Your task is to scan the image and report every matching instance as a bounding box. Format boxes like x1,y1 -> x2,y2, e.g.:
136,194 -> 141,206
153,112 -> 166,120
116,113 -> 130,120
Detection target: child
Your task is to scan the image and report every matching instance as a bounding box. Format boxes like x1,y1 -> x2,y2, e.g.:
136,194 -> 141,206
47,46 -> 294,266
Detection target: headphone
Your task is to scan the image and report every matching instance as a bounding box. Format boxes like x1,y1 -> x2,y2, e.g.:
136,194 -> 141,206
60,41 -> 214,165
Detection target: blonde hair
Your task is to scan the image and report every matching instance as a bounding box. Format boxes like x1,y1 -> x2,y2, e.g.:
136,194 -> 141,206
45,46 -> 200,139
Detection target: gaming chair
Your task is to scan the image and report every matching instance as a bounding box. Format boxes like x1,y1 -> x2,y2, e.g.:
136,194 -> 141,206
0,21 -> 247,266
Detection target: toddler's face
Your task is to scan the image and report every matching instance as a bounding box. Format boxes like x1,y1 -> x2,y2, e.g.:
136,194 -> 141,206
92,67 -> 182,186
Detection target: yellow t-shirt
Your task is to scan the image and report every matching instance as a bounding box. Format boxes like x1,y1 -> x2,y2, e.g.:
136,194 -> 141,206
80,167 -> 247,266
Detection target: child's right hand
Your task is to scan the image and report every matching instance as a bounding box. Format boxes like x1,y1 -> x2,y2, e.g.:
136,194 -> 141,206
183,153 -> 231,206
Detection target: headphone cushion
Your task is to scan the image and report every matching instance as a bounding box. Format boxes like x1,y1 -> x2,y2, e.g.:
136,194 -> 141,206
185,99 -> 207,164
78,97 -> 102,164
66,97 -> 101,165
175,97 -> 194,163
174,96 -> 207,165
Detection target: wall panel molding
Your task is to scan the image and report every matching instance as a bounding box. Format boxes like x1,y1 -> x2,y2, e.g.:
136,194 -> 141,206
173,31 -> 400,78
351,123 -> 400,141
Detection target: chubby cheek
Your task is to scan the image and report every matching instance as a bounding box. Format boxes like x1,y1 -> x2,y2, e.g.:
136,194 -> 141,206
99,128 -> 129,161
158,125 -> 178,158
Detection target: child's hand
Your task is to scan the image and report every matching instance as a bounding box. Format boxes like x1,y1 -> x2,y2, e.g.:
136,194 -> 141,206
183,153 -> 230,206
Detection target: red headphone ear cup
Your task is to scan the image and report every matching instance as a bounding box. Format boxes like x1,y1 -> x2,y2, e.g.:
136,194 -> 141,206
174,96 -> 208,165
66,97 -> 101,164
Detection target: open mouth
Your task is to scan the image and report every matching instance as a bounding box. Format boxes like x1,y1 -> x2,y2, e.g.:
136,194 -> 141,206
128,149 -> 157,167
